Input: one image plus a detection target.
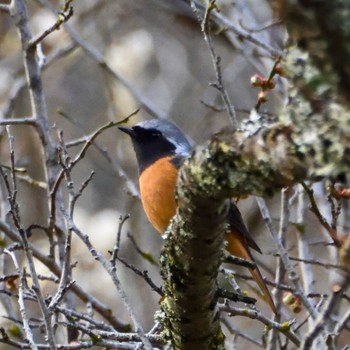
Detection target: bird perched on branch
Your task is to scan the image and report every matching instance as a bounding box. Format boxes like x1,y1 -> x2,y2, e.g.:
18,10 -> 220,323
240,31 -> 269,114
119,119 -> 276,313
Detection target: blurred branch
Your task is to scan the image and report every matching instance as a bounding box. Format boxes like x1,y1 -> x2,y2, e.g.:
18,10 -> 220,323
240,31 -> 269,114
295,185 -> 318,325
0,4 -> 10,12
126,232 -> 158,266
221,318 -> 263,348
35,0 -> 168,120
277,1 -> 350,107
279,255 -> 350,274
0,117 -> 36,125
0,42 -> 77,120
190,0 -> 282,57
28,0 -> 73,49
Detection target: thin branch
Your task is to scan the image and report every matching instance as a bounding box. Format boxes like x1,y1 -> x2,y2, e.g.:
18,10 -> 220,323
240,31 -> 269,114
57,109 -> 139,198
0,219 -> 129,331
4,250 -> 37,350
28,0 -> 73,48
126,232 -> 158,266
334,307 -> 350,334
35,0 -> 167,120
191,0 -> 238,128
277,254 -> 350,274
62,215 -> 153,350
0,4 -> 10,12
301,182 -> 340,246
49,110 -> 139,230
220,304 -> 301,347
110,214 -> 130,263
191,0 -> 282,57
0,335 -> 142,349
113,256 -> 163,296
1,126 -> 57,349
256,197 -> 319,319
0,117 -> 36,125
221,317 -> 264,348
0,43 -> 77,120
223,253 -> 257,270
267,188 -> 290,350
239,18 -> 283,33
300,279 -> 350,350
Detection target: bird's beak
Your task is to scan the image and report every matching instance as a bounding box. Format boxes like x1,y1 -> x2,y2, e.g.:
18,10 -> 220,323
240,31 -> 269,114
118,126 -> 135,138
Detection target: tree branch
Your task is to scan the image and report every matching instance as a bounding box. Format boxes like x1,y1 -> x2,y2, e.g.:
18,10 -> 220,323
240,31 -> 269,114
161,95 -> 350,348
276,1 -> 350,107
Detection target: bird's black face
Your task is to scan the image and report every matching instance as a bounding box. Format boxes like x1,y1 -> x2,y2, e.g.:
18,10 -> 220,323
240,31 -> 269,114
119,125 -> 177,174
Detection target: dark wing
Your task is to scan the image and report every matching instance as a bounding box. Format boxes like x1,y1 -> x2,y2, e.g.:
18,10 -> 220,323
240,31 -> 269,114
227,201 -> 262,254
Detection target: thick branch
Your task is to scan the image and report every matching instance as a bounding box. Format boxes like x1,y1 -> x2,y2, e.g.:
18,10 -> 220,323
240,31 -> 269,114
160,197 -> 228,350
161,110 -> 350,348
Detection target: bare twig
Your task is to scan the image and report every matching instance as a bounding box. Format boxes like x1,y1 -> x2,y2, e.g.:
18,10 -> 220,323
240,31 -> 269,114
0,117 -> 36,125
0,43 -> 77,120
191,0 -> 238,128
114,256 -> 163,296
62,215 -> 153,350
220,304 -> 301,347
256,197 -> 319,319
239,18 -> 283,33
28,0 -> 74,48
221,317 -> 264,348
49,110 -> 139,230
300,279 -> 350,350
334,307 -> 350,334
4,250 -> 37,350
267,188 -> 290,349
0,4 -> 10,12
190,0 -> 282,57
57,109 -> 139,198
110,214 -> 130,262
35,0 -> 167,120
276,254 -> 350,274
0,336 -> 144,349
301,182 -> 340,246
0,218 -> 129,330
1,126 -> 57,349
126,232 -> 158,266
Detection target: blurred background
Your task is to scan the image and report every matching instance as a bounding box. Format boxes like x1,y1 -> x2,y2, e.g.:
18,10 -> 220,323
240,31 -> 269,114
3,1 -> 345,349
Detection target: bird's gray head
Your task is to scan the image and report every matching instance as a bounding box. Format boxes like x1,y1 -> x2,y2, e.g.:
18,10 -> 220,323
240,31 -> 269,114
119,119 -> 191,173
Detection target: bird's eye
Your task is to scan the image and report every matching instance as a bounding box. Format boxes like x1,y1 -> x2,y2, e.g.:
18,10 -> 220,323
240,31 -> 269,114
151,131 -> 162,138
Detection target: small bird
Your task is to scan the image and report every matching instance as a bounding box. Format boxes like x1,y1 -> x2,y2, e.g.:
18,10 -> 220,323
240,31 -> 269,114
119,119 -> 276,313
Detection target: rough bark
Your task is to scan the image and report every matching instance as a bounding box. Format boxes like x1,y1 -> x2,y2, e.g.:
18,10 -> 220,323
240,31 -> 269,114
273,0 -> 350,108
160,44 -> 350,347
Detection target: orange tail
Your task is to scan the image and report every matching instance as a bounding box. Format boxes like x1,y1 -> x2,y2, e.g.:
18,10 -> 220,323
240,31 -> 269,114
226,232 -> 277,314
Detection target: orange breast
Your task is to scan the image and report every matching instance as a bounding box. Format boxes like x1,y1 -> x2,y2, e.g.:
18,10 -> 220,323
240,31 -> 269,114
139,156 -> 178,233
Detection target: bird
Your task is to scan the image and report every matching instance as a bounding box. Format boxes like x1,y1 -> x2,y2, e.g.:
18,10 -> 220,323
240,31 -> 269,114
119,119 -> 276,313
